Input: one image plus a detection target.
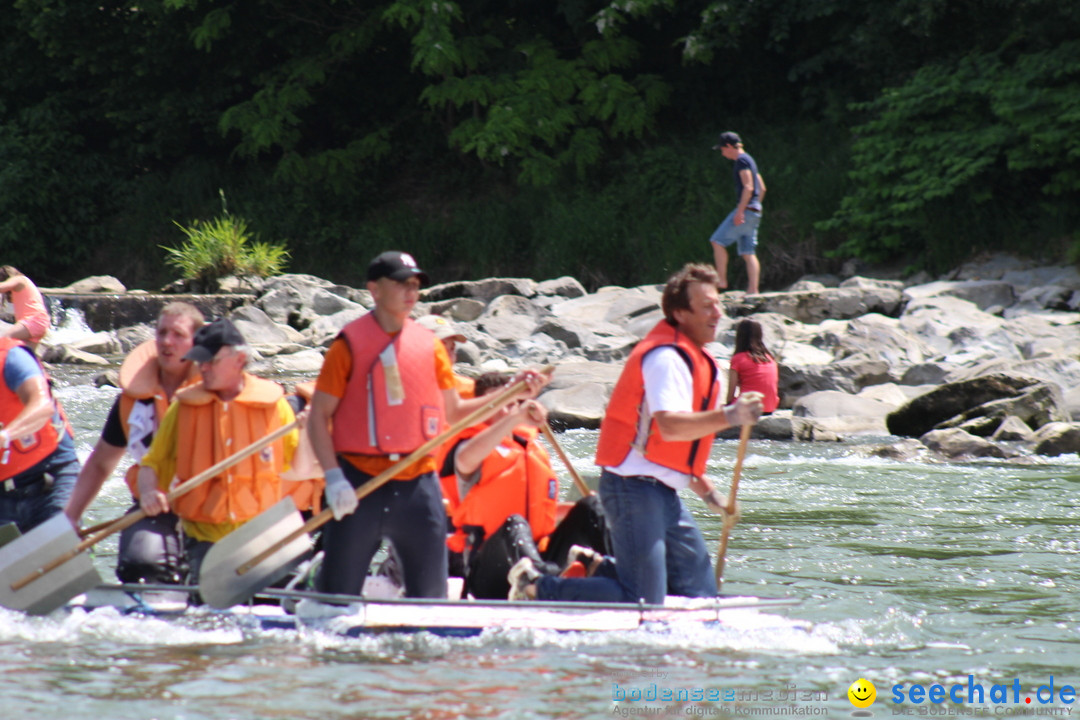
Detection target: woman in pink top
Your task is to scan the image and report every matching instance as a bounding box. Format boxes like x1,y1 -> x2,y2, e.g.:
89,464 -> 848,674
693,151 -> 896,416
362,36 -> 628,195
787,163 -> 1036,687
727,319 -> 779,413
0,266 -> 50,351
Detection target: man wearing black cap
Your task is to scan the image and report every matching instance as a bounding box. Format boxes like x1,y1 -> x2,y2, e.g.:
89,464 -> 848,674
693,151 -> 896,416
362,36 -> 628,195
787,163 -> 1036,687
709,131 -> 767,295
136,317 -> 300,583
307,250 -> 544,599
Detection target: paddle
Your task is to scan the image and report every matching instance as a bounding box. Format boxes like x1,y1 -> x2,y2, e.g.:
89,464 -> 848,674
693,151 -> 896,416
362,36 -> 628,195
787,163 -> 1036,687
199,366 -> 553,609
714,423 -> 752,587
540,424 -> 593,499
0,420 -> 298,615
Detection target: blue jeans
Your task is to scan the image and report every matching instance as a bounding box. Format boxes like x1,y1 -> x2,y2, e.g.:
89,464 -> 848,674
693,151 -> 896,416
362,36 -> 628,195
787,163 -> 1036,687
0,450 -> 78,534
535,470 -> 717,604
709,208 -> 761,255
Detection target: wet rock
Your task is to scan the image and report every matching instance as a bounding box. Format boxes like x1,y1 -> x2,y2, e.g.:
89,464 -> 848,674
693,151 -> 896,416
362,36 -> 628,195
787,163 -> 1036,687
919,428 -> 1016,459
887,373 -> 1067,437
1031,422 -> 1080,456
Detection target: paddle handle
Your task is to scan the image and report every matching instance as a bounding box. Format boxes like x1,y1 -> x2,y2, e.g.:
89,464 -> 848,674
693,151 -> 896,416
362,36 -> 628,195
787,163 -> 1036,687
235,367 -> 553,576
11,420 -> 300,592
715,423 -> 752,587
541,424 -> 592,498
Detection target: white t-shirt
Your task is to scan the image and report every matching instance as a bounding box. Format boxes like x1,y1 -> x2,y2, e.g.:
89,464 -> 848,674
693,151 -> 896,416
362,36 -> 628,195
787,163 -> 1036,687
604,346 -> 719,489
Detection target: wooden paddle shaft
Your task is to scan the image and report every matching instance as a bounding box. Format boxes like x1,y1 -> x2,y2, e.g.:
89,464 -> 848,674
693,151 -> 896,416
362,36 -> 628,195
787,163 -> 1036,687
540,424 -> 592,498
714,423 -> 752,587
235,367 -> 553,576
11,420 -> 300,592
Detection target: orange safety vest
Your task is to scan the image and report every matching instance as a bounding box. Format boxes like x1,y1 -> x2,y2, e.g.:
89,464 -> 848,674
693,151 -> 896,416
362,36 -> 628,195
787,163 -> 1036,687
442,425 -> 558,553
279,380 -> 324,513
594,320 -> 721,477
117,340 -> 200,498
331,313 -> 445,457
170,374 -> 286,525
0,339 -> 62,481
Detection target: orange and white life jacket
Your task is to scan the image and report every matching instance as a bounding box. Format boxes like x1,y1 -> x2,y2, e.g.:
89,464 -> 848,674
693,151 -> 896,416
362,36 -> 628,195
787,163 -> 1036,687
594,320 -> 720,477
117,340 -> 200,498
0,339 -> 62,481
170,375 -> 286,525
443,425 -> 558,553
331,313 -> 444,457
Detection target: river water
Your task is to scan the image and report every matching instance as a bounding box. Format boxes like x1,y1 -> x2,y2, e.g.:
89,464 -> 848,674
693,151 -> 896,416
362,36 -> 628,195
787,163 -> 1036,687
3,313 -> 1080,719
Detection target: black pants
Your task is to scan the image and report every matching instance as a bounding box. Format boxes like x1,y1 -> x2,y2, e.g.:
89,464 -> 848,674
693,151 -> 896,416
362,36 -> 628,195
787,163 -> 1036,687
316,465 -> 448,599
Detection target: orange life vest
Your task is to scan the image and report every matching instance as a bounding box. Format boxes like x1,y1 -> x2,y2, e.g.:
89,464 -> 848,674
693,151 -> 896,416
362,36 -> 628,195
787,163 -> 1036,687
279,380 -> 324,513
442,424 -> 558,553
0,339 -> 62,481
170,374 -> 286,525
117,340 -> 200,498
594,319 -> 721,477
331,313 -> 445,457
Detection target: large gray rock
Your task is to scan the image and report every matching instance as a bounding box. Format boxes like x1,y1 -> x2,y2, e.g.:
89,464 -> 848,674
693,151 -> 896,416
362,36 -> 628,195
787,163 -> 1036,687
305,307 -> 367,347
792,390 -> 896,419
729,286 -> 904,323
40,345 -> 111,365
423,278 -> 538,303
537,276 -> 587,299
1031,422 -> 1080,456
477,295 -> 543,343
779,356 -> 892,407
539,383 -> 610,430
919,428 -> 1016,459
549,286 -> 660,328
887,373 -> 1068,437
60,276 -> 127,294
70,331 -> 122,356
903,280 -> 1016,311
230,305 -> 300,345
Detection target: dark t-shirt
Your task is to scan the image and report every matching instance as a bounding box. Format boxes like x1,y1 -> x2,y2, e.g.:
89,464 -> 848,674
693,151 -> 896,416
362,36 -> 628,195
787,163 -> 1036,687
101,395 -> 128,448
733,152 -> 763,212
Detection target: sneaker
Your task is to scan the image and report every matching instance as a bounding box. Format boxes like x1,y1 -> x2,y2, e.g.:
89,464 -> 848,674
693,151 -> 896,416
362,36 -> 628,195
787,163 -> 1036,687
566,545 -> 602,572
507,557 -> 540,601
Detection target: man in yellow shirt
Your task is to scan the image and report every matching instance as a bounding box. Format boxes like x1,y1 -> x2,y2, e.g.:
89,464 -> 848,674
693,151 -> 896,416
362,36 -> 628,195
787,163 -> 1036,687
137,318 -> 299,583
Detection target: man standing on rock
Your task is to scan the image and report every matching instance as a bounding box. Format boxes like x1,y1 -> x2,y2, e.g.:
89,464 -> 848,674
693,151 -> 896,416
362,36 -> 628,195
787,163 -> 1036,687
65,302 -> 204,584
508,263 -> 763,604
709,131 -> 766,295
307,250 -> 544,599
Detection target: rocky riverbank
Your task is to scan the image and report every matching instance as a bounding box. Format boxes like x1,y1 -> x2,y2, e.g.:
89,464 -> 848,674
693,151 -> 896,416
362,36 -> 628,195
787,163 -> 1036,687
36,253 -> 1080,461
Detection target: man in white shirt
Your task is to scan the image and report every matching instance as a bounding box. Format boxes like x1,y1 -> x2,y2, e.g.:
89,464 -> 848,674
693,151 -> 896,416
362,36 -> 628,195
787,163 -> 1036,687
510,263 -> 762,603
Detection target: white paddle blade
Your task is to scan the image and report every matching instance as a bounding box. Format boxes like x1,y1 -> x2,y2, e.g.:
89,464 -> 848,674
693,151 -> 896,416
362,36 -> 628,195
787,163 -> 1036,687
198,497 -> 312,609
0,514 -> 102,615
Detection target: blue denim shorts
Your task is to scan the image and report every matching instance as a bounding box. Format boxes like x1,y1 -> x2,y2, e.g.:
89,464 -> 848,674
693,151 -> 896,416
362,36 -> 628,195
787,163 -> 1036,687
709,208 -> 761,255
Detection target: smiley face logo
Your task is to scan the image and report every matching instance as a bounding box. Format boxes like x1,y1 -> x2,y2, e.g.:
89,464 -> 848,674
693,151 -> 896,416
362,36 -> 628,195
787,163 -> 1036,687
848,678 -> 876,708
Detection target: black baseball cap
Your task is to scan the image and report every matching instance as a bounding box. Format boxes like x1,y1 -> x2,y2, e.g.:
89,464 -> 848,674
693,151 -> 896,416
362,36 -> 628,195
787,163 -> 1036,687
712,131 -> 742,149
183,317 -> 246,364
367,251 -> 429,286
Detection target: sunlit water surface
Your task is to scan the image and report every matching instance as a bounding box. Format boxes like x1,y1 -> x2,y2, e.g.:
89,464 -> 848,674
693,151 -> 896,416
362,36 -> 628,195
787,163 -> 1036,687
7,316 -> 1080,719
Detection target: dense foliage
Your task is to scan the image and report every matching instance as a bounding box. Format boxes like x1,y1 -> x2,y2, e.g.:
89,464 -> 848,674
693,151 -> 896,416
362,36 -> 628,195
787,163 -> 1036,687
1,0 -> 1078,288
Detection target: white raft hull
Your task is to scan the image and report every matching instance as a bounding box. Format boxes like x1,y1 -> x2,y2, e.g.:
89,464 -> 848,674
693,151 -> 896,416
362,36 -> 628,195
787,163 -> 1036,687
73,584 -> 802,638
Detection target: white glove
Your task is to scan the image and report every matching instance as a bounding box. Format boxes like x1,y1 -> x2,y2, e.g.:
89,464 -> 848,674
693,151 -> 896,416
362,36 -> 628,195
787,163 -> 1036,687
324,467 -> 358,520
723,391 -> 764,427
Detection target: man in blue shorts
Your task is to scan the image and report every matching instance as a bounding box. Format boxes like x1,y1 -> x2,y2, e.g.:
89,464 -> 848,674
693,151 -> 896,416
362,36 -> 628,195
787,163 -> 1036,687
709,131 -> 767,295
0,339 -> 79,534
